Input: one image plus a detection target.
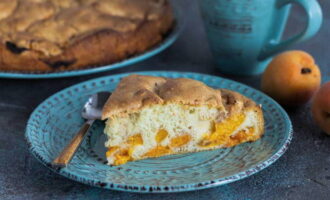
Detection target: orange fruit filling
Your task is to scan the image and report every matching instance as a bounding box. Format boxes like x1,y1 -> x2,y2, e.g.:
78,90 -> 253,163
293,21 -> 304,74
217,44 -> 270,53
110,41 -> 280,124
170,134 -> 191,148
199,113 -> 248,147
105,146 -> 119,158
226,127 -> 255,147
127,134 -> 143,145
107,113 -> 256,165
113,149 -> 131,165
156,129 -> 168,143
143,146 -> 171,157
106,134 -> 143,165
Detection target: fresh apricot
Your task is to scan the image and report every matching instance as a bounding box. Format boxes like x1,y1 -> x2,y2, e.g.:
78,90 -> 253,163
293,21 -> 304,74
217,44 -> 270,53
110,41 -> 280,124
311,82 -> 330,135
261,50 -> 321,106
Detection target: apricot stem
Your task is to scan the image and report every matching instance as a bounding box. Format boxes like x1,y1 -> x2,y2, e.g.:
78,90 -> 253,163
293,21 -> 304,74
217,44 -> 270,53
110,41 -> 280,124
322,111 -> 330,119
301,68 -> 312,74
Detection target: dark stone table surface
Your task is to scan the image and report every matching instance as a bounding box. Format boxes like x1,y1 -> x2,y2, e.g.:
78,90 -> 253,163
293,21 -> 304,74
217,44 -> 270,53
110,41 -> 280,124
1,0 -> 329,199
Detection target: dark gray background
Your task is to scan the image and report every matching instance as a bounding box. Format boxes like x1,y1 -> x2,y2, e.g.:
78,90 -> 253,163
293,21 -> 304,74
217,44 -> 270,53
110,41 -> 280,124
1,0 -> 329,199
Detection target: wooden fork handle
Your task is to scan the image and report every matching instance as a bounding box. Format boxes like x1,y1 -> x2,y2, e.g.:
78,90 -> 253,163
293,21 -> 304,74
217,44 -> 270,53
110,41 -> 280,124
52,120 -> 94,167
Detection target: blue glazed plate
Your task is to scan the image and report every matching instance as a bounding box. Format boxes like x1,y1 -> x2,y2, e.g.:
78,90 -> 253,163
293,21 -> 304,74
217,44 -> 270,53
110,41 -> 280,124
25,71 -> 293,193
0,9 -> 182,79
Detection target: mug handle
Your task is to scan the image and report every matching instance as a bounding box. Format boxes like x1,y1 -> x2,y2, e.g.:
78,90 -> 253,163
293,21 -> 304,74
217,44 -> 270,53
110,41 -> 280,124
258,0 -> 322,60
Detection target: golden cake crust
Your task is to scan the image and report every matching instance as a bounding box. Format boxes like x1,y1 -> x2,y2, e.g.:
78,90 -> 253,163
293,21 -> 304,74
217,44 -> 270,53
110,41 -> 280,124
0,0 -> 174,72
102,75 -> 225,119
220,89 -> 256,115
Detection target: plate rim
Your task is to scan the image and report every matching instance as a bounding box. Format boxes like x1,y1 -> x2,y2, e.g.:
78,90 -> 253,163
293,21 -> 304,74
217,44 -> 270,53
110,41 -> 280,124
0,5 -> 183,79
25,71 -> 293,193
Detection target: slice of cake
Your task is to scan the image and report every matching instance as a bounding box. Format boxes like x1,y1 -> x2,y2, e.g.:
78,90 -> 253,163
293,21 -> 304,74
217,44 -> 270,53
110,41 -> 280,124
101,75 -> 264,165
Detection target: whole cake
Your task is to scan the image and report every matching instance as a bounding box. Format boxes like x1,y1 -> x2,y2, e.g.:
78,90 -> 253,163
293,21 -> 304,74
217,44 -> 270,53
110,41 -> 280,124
102,75 -> 265,165
0,0 -> 174,72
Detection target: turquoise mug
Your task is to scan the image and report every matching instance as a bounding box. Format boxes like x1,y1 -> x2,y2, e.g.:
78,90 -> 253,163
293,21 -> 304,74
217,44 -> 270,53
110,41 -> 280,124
198,0 -> 322,75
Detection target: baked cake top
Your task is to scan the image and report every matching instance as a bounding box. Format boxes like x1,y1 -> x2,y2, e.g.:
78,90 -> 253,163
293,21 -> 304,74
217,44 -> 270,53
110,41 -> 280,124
0,0 -> 170,57
102,75 -> 226,119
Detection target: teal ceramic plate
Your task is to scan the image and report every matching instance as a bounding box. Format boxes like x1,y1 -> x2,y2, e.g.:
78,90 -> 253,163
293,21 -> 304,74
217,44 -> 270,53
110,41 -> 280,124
0,10 -> 182,79
25,71 -> 293,193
